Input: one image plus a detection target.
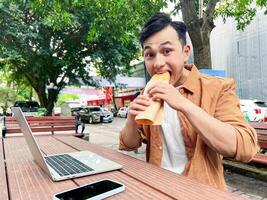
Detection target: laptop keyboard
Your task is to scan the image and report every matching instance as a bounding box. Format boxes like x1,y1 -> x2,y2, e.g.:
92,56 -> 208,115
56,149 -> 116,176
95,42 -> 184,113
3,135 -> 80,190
45,154 -> 94,176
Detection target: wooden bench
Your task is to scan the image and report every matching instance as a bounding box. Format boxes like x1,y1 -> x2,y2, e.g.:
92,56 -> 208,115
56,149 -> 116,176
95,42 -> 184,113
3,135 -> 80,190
249,122 -> 267,165
2,116 -> 84,138
249,122 -> 267,150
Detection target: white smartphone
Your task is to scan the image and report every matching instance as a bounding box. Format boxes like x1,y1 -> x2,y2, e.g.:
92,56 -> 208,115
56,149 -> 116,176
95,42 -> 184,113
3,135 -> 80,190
53,179 -> 125,200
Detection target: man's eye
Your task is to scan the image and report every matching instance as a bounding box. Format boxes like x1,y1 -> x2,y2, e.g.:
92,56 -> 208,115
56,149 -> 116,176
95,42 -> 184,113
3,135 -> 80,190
145,52 -> 154,58
163,49 -> 171,55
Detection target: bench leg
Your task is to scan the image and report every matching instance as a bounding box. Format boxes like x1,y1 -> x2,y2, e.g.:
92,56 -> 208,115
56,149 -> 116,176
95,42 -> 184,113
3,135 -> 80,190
2,127 -> 7,138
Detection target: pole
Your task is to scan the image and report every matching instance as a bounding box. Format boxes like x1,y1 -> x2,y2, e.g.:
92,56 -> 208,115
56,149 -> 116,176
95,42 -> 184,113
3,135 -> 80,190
199,0 -> 203,19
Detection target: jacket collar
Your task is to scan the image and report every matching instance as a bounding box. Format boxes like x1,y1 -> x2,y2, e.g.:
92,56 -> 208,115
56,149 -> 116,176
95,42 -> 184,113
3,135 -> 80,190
180,64 -> 201,94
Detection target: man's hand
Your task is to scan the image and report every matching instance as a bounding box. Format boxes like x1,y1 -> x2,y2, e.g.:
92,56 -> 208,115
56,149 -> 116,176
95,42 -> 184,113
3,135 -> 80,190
127,94 -> 151,120
147,82 -> 238,158
119,94 -> 150,149
146,82 -> 188,111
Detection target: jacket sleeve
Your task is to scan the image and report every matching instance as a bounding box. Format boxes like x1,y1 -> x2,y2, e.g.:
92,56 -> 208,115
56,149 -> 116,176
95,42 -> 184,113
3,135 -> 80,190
118,124 -> 147,151
214,79 -> 258,162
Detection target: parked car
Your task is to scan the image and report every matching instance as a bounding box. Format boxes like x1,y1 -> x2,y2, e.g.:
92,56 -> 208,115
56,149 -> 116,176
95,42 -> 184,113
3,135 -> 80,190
79,106 -> 101,124
117,107 -> 128,118
102,109 -> 114,123
13,101 -> 40,116
53,107 -> 61,116
240,99 -> 267,122
71,107 -> 82,116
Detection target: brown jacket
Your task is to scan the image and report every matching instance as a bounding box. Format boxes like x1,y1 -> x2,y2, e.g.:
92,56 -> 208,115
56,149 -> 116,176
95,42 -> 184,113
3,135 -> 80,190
119,64 -> 258,190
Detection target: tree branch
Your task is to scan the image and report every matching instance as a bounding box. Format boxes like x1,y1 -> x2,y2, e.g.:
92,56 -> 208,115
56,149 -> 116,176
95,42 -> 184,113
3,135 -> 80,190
206,0 -> 221,18
179,0 -> 198,24
179,0 -> 203,47
202,0 -> 220,33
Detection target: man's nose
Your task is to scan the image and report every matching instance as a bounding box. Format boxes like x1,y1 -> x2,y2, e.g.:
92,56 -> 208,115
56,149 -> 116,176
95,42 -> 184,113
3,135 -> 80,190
153,54 -> 165,69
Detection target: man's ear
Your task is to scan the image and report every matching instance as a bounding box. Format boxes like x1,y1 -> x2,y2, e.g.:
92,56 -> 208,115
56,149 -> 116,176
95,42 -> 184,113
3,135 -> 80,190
184,45 -> 191,54
183,45 -> 191,60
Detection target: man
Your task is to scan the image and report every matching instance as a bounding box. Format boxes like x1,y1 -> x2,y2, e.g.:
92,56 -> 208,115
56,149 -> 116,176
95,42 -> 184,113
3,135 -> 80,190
119,12 -> 258,190
99,105 -> 105,123
74,111 -> 85,137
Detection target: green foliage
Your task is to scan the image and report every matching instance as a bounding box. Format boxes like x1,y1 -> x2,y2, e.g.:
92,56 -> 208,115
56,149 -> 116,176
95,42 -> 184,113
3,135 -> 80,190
0,0 -> 165,113
0,87 -> 16,109
56,93 -> 79,107
0,69 -> 37,112
0,84 -> 37,112
168,0 -> 266,68
170,0 -> 266,31
215,0 -> 266,30
35,107 -> 48,116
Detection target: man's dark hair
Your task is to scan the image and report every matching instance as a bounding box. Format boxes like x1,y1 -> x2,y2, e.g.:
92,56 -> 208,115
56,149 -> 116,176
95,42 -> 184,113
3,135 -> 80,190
140,12 -> 187,47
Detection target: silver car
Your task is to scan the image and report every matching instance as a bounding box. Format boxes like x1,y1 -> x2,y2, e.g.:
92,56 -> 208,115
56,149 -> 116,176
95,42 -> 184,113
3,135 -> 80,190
79,106 -> 101,124
102,109 -> 114,123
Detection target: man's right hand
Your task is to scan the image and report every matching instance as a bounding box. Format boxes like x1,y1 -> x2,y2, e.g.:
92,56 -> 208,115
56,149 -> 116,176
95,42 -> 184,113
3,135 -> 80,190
120,94 -> 150,149
127,94 -> 151,121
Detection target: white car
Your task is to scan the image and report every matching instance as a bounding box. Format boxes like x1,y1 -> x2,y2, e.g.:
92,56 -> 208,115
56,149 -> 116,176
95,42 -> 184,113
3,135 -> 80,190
240,99 -> 267,122
53,107 -> 61,116
117,107 -> 128,118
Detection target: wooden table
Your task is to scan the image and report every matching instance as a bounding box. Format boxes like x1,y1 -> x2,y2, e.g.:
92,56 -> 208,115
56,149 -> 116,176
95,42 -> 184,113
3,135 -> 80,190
0,135 -> 244,200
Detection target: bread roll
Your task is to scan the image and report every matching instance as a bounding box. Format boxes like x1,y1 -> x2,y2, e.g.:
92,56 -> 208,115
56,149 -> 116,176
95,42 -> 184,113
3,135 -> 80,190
135,72 -> 170,125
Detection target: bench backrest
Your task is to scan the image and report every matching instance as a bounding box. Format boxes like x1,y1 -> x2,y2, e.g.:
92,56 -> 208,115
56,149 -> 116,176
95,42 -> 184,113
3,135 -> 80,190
3,116 -> 76,136
249,122 -> 267,130
249,122 -> 267,150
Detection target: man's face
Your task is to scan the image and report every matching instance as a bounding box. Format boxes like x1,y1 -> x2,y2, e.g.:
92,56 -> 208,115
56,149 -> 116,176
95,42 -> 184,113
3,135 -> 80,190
143,25 -> 191,86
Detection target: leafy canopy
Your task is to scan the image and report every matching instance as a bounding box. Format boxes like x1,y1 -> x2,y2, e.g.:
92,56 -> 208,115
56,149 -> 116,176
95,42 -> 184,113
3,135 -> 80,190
215,0 -> 267,30
0,0 -> 165,112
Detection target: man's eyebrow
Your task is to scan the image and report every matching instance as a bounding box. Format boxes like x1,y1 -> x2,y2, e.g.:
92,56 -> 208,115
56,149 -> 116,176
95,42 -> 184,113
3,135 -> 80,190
143,41 -> 173,50
160,41 -> 172,46
143,45 -> 151,51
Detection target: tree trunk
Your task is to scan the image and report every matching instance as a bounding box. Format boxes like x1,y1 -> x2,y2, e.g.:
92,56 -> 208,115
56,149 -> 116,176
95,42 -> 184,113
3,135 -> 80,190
32,84 -> 58,116
29,87 -> 33,101
25,71 -> 61,115
179,0 -> 220,69
44,89 -> 59,115
190,29 -> 212,69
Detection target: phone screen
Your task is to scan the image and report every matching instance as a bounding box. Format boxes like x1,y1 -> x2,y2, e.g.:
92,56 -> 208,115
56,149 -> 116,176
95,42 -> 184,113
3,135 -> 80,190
55,180 -> 123,200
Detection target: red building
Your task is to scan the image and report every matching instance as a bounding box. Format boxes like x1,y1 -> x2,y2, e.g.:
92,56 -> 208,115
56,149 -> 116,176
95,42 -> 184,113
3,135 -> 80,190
61,77 -> 145,108
114,88 -> 141,107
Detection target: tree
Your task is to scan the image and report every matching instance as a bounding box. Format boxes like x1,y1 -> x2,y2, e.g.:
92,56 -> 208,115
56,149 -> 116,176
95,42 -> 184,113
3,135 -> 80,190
0,87 -> 16,115
214,0 -> 267,30
171,0 -> 266,69
56,93 -> 79,107
0,0 -> 166,114
0,67 -> 36,114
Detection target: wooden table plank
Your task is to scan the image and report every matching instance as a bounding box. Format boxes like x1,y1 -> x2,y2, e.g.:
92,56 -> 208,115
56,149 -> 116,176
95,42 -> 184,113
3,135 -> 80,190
72,170 -> 174,200
55,136 -> 244,200
37,136 -> 174,199
0,138 -> 9,200
4,137 -> 77,200
3,135 -> 245,200
4,136 -> 174,200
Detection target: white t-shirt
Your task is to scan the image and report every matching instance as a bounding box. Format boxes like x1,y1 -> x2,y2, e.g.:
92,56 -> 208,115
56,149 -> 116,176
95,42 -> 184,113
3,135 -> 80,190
160,102 -> 188,174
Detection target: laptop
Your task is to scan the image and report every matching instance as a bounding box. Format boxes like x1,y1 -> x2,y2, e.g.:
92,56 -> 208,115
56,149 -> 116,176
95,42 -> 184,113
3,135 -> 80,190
11,107 -> 122,181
